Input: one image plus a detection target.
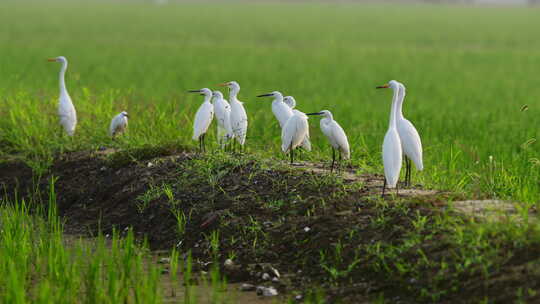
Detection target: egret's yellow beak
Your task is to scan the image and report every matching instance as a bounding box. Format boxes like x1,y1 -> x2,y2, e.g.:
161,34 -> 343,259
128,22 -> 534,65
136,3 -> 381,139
47,58 -> 56,62
217,83 -> 229,87
376,84 -> 390,89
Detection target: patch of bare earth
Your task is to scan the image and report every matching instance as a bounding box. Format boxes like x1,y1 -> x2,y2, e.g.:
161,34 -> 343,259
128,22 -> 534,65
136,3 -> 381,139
1,149 -> 539,303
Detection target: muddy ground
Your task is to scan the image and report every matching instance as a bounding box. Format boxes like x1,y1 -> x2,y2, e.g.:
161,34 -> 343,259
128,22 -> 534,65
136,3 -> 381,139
1,146 -> 539,303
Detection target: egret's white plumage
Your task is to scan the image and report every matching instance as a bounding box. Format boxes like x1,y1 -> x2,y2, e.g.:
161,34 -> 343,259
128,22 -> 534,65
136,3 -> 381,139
396,83 -> 423,185
220,81 -> 247,146
307,110 -> 350,170
212,90 -> 233,145
109,111 -> 129,138
257,91 -> 292,128
48,56 -> 77,136
190,88 -> 214,151
378,80 -> 403,191
281,110 -> 309,164
283,96 -> 311,151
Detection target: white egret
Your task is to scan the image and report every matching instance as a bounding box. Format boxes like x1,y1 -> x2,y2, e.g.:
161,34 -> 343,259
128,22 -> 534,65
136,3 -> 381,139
283,96 -> 311,151
377,80 -> 403,196
212,90 -> 233,147
306,110 -> 350,171
219,81 -> 248,150
282,110 -> 309,164
396,82 -> 423,186
189,88 -> 214,152
48,56 -> 77,136
109,111 -> 129,139
256,91 -> 292,128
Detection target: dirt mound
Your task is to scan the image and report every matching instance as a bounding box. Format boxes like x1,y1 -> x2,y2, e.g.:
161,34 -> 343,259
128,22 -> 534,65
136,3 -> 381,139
1,148 -> 539,303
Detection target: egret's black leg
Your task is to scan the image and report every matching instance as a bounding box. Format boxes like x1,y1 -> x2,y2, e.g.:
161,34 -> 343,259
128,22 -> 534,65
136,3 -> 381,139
338,150 -> 342,172
396,179 -> 400,196
382,178 -> 387,197
201,134 -> 205,152
290,148 -> 294,165
331,148 -> 336,172
407,157 -> 412,187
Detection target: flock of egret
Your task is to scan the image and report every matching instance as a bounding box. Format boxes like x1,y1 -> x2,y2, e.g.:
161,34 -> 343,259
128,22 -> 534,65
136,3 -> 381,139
48,56 -> 423,195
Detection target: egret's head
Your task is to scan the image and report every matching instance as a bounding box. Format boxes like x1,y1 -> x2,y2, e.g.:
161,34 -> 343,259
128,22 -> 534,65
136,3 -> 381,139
47,56 -> 67,63
376,80 -> 399,90
218,81 -> 240,91
256,91 -> 282,99
283,96 -> 296,109
121,111 -> 129,118
212,90 -> 224,99
306,110 -> 331,119
188,88 -> 212,97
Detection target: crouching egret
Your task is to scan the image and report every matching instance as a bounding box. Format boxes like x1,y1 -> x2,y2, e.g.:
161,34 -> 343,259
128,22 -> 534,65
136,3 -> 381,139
306,110 -> 350,171
396,82 -> 423,186
284,96 -> 311,151
48,56 -> 77,136
109,111 -> 129,139
257,91 -> 292,128
189,88 -> 214,152
219,81 -> 248,150
282,110 -> 309,164
377,80 -> 403,196
212,90 -> 233,147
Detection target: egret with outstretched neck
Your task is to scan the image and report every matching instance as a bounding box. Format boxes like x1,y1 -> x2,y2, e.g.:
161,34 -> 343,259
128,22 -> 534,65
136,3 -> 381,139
257,91 -> 292,128
306,110 -> 350,172
212,90 -> 233,148
284,96 -> 311,151
219,81 -> 247,151
109,111 -> 129,139
377,80 -> 403,196
48,56 -> 77,136
396,82 -> 423,186
189,88 -> 214,152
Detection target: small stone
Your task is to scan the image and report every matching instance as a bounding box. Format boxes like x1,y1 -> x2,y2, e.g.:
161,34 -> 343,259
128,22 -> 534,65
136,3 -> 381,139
304,226 -> 311,232
224,259 -> 234,269
239,283 -> 255,292
100,166 -> 107,172
262,273 -> 270,281
256,286 -> 278,297
159,258 -> 170,264
263,287 -> 278,297
295,294 -> 303,301
272,277 -> 279,283
270,267 -> 280,278
147,162 -> 154,168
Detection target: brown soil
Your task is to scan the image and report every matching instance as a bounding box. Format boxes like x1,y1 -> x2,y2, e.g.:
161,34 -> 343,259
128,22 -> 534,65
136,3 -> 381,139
1,148 -> 539,303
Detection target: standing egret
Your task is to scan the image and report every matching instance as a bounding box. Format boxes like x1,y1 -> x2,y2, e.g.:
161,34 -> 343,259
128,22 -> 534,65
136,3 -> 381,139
109,111 -> 129,139
48,56 -> 77,136
256,91 -> 292,128
282,110 -> 309,164
377,80 -> 403,196
189,88 -> 214,152
219,81 -> 248,150
396,82 -> 423,186
283,96 -> 311,151
212,90 -> 233,147
306,110 -> 350,171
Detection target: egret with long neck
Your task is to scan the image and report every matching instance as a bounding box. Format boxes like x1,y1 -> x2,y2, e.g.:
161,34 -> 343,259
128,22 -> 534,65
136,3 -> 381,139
48,56 -> 77,136
377,80 -> 403,196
